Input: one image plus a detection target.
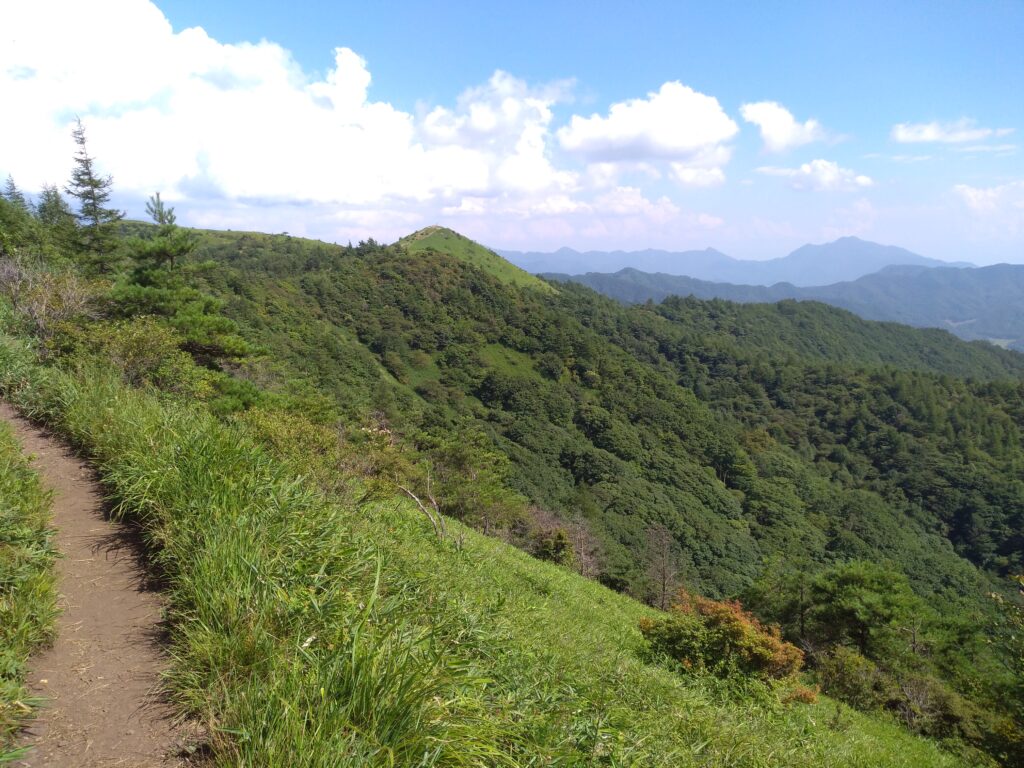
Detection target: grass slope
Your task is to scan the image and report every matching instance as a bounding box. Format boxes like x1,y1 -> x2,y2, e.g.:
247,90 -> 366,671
0,417 -> 56,760
0,335 -> 969,767
400,227 -> 556,293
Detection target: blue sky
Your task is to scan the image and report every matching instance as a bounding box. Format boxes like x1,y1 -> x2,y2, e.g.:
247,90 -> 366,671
2,0 -> 1022,262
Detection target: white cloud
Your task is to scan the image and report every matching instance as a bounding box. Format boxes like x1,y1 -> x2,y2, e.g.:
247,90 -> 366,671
592,186 -> 680,222
951,144 -> 1017,154
0,0 -> 582,217
556,81 -> 738,181
670,164 -> 726,186
441,185 -> 685,223
582,161 -> 661,189
822,198 -> 876,240
740,101 -> 825,152
0,0 -> 736,250
891,119 -> 1013,144
757,159 -> 873,191
440,184 -> 723,252
953,181 -> 1024,214
420,71 -> 577,195
953,181 -> 1024,238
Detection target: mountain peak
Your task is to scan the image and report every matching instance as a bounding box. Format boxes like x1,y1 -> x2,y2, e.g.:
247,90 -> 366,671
400,225 -> 461,242
399,226 -> 556,293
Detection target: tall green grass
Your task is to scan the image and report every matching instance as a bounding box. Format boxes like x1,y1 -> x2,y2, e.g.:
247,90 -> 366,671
0,335 -> 975,766
0,413 -> 57,762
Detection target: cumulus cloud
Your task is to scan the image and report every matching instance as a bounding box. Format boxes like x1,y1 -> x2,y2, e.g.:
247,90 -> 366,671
953,181 -> 1024,238
891,119 -> 1013,144
756,159 -> 873,191
420,71 -> 577,195
740,101 -> 825,152
954,181 -> 1024,214
0,0 -> 730,248
440,184 -> 723,252
0,1 -> 582,215
670,165 -> 726,186
556,82 -> 738,183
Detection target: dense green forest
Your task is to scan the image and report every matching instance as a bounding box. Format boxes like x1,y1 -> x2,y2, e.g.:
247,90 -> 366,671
1,128 -> 1023,765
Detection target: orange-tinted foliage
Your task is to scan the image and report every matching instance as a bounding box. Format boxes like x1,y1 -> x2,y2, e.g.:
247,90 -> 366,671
640,588 -> 804,680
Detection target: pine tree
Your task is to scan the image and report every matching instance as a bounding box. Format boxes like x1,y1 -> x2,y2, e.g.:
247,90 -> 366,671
145,191 -> 175,226
2,175 -> 29,211
0,176 -> 38,256
36,184 -> 78,255
65,117 -> 124,269
133,192 -> 194,270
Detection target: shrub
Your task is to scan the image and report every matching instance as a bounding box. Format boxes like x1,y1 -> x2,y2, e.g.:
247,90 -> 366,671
48,317 -> 211,398
815,646 -> 890,711
640,588 -> 803,680
782,684 -> 820,706
0,257 -> 98,340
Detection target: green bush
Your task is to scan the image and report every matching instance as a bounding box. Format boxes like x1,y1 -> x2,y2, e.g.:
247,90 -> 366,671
816,646 -> 890,711
49,316 -> 211,397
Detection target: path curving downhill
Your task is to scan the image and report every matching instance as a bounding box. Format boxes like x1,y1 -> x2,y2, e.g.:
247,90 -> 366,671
2,404 -> 190,767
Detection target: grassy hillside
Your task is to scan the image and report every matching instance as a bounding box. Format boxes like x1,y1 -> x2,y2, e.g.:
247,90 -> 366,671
0,333 -> 971,767
0,417 -> 56,760
400,226 -> 556,293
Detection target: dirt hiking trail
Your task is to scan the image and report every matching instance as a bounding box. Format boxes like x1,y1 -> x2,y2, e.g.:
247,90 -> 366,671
2,404 -> 191,767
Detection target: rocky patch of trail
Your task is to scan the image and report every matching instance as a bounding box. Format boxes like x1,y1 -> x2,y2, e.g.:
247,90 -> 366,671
2,404 -> 190,767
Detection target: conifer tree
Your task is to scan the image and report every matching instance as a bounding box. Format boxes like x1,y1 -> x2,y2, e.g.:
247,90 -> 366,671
133,192 -> 194,270
113,191 -> 248,363
0,176 -> 37,256
2,175 -> 29,211
36,184 -> 74,228
65,117 -> 124,269
145,191 -> 175,226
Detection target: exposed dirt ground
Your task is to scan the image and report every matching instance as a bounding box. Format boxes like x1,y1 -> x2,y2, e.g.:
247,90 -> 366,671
2,404 -> 193,767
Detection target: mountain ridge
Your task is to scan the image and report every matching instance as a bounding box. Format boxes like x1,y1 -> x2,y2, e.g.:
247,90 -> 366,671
545,262 -> 1024,351
500,235 -> 972,287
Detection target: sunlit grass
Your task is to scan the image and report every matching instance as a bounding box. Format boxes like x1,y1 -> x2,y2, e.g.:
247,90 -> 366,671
0,334 -> 970,766
0,418 -> 57,762
400,227 -> 556,294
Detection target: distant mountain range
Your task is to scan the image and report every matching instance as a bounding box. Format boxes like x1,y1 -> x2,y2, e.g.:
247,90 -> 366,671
500,236 -> 971,287
545,263 -> 1024,352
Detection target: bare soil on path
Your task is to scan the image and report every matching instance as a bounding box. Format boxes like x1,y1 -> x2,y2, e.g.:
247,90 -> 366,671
2,403 -> 191,767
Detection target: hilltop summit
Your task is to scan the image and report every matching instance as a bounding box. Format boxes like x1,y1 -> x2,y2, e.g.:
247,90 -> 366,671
398,226 -> 555,293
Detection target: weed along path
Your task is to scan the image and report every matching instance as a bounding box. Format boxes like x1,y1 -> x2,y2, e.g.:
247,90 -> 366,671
1,404 -> 187,767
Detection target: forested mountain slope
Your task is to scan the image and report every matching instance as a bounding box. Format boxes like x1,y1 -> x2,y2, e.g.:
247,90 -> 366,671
548,263 -> 1024,351
193,229 -> 1024,597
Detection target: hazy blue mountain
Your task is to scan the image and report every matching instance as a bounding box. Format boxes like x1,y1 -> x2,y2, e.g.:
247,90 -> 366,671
498,245 -> 737,279
502,236 -> 970,287
546,263 -> 1024,351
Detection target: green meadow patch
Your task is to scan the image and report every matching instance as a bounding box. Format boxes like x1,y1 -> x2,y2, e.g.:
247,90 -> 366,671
0,414 -> 56,761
